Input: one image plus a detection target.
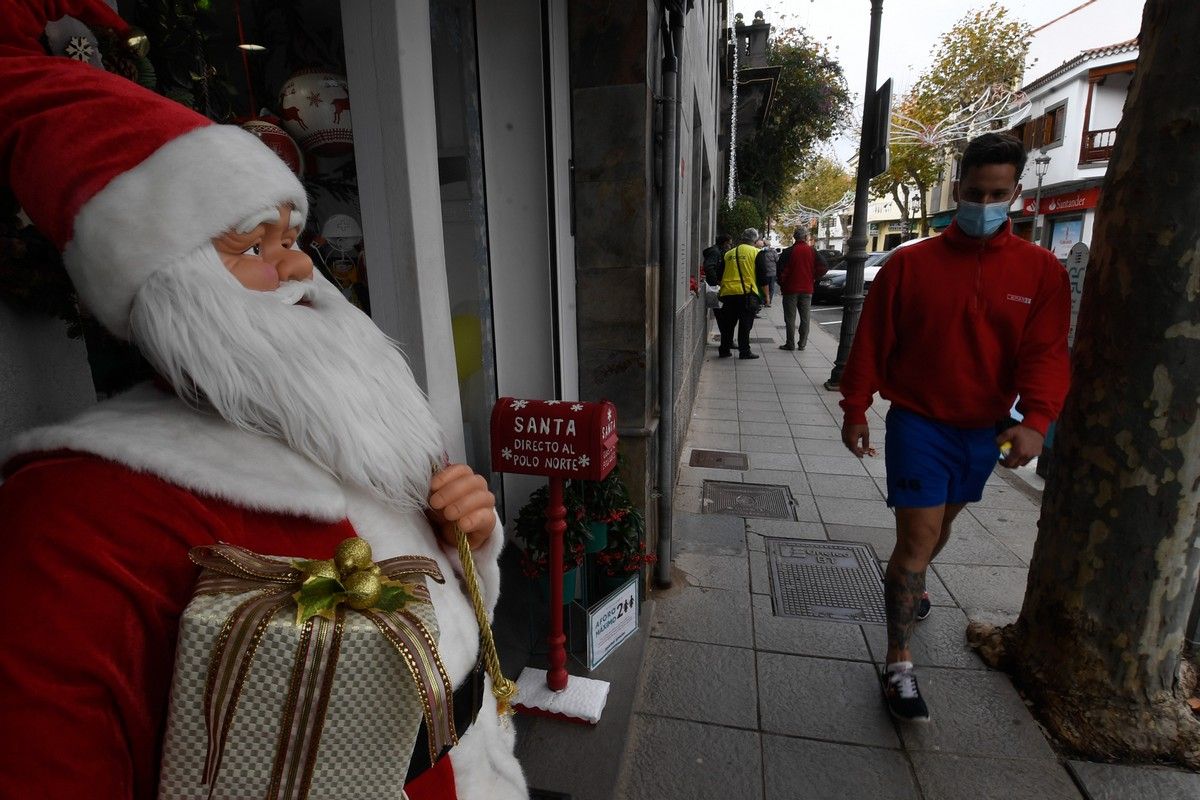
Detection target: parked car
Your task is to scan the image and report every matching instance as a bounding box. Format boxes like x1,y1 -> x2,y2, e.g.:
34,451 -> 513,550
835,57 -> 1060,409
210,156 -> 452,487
812,238 -> 923,304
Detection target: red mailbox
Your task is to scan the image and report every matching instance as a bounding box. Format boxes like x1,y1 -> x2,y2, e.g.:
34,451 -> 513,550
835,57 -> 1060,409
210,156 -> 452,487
490,398 -> 618,482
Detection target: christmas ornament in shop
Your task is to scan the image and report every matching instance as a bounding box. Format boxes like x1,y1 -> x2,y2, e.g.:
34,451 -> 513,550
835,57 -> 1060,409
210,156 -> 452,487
279,69 -> 353,156
311,212 -> 366,302
240,118 -> 305,177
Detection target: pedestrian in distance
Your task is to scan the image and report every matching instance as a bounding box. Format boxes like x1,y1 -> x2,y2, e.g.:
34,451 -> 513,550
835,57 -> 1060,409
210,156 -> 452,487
702,233 -> 733,287
715,227 -> 763,360
776,228 -> 828,351
755,238 -> 778,308
838,132 -> 1071,723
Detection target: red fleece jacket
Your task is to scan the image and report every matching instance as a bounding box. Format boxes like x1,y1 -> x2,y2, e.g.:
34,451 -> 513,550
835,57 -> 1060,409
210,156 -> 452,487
839,220 -> 1071,436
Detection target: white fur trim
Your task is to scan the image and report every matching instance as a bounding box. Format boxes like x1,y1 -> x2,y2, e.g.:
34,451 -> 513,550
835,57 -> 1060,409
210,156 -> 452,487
5,384 -> 345,521
63,125 -> 309,338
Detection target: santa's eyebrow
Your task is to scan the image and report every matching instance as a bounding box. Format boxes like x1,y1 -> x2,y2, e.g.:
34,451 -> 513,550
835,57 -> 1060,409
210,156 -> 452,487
235,208 -> 289,234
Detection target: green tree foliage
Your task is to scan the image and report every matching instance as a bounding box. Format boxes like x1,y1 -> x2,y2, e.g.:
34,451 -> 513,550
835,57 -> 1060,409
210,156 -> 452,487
735,28 -> 851,221
872,3 -> 1032,235
717,195 -> 764,239
789,156 -> 852,212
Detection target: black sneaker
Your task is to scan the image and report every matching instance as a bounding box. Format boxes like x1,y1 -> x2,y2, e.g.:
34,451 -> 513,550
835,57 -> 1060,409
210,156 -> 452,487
881,664 -> 930,722
779,344 -> 796,351
739,353 -> 760,360
916,591 -> 932,621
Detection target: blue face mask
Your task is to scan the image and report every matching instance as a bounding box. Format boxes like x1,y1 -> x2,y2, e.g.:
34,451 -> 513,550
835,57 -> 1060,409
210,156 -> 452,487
956,198 -> 1012,238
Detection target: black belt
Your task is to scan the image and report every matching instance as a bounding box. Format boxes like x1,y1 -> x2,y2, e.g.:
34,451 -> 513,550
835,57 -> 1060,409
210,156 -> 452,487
405,665 -> 485,782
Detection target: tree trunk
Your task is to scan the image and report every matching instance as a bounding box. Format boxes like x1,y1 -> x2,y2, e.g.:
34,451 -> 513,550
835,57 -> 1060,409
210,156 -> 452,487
968,0 -> 1200,766
889,184 -> 909,232
911,175 -> 930,237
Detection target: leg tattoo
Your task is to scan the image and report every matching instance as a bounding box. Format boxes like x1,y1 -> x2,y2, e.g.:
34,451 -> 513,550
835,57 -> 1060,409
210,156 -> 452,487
885,566 -> 926,653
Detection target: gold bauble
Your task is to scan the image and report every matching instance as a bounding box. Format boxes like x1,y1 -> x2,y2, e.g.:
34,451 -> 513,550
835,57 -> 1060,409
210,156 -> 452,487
343,570 -> 382,610
307,559 -> 340,580
334,538 -> 374,575
125,27 -> 150,58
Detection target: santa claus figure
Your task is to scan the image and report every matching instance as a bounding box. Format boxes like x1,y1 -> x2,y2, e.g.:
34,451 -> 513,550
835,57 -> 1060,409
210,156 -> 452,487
0,2 -> 525,799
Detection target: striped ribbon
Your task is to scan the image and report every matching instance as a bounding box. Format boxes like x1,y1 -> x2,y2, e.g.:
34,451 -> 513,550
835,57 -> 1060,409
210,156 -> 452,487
188,543 -> 452,800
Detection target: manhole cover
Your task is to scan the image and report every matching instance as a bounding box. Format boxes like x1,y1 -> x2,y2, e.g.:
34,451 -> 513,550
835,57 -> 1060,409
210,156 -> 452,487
689,449 -> 749,470
766,538 -> 885,625
702,481 -> 795,520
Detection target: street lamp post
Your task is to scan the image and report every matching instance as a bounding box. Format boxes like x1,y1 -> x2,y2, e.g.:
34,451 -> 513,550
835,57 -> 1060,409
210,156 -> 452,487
1032,153 -> 1051,244
825,0 -> 884,390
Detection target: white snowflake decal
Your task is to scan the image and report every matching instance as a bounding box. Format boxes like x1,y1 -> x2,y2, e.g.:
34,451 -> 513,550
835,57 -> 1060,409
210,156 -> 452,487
501,447 -> 513,460
606,407 -> 615,423
510,399 -> 528,410
578,455 -> 591,467
570,404 -> 584,412
65,36 -> 96,62
545,400 -> 560,405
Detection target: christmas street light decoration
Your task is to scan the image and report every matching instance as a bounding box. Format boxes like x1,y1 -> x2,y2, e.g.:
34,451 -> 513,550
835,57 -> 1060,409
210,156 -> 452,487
889,82 -> 1030,148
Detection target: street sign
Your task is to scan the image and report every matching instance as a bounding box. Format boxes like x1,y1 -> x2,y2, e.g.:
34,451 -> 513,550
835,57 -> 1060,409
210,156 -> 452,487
491,398 -> 618,481
586,576 -> 639,670
864,79 -> 892,179
1066,242 -> 1090,349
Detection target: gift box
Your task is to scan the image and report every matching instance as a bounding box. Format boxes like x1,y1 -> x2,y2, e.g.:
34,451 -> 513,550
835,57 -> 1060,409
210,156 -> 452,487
158,540 -> 456,800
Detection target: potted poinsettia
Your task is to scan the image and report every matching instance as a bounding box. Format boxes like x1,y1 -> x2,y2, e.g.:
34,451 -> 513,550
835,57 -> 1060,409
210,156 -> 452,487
571,460 -> 633,554
595,506 -> 657,596
515,485 -> 590,605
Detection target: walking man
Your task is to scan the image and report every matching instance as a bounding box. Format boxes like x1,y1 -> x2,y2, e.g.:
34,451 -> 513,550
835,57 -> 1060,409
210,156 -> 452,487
776,228 -> 828,351
716,227 -> 762,360
755,238 -> 778,307
838,133 -> 1070,721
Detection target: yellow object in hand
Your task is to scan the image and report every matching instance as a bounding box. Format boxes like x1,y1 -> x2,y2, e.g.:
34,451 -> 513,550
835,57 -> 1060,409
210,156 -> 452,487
999,441 -> 1013,457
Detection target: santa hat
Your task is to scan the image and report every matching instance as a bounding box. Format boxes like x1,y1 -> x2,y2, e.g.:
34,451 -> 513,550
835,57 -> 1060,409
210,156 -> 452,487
0,0 -> 309,338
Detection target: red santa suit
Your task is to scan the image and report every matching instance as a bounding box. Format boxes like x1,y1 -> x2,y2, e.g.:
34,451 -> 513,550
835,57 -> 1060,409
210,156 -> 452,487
0,2 -> 526,797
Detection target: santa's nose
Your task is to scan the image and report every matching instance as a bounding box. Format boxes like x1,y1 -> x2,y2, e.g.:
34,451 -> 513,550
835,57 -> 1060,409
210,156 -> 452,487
261,244 -> 314,283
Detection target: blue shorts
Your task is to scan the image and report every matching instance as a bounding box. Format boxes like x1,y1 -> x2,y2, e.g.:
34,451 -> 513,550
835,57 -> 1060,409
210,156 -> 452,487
884,407 -> 999,508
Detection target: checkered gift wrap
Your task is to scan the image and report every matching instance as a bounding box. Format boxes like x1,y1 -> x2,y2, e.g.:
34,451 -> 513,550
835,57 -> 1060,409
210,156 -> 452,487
158,564 -> 444,799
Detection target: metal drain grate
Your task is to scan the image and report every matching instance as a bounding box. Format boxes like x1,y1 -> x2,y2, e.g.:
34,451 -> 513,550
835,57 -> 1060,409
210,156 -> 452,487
690,449 -> 749,470
702,481 -> 795,520
766,538 -> 885,625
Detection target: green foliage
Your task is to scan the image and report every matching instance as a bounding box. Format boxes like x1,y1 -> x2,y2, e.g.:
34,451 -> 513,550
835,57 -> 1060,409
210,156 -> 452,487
735,27 -> 853,220
596,506 -> 657,578
574,461 -> 633,524
718,195 -> 764,238
515,486 -> 590,577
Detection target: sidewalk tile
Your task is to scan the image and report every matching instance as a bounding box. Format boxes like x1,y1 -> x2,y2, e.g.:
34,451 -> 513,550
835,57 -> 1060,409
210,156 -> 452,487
695,397 -> 739,409
828,524 -> 897,560
757,652 -> 901,748
672,483 -> 704,514
970,507 -> 1042,539
781,400 -> 832,414
741,434 -> 798,454
692,406 -> 741,421
749,452 -> 803,470
801,455 -> 870,476
862,606 -> 988,670
934,527 -> 1025,567
749,548 -> 770,595
673,511 -> 747,556
973,484 -> 1041,512
651,585 -> 753,648
636,638 -> 758,728
752,594 -> 872,661
677,465 -> 745,486
786,410 -> 838,426
688,418 -> 740,435
898,667 -> 1056,760
686,433 -> 741,450
674,551 -> 748,591
815,496 -> 895,529
789,424 -> 842,441
807,474 -> 884,500
739,468 -> 810,495
873,559 -> 955,608
913,754 -> 1083,800
619,715 -> 763,800
763,736 -> 920,800
1067,760 -> 1200,800
739,400 -> 784,412
933,565 -> 1029,615
739,410 -> 788,425
794,437 -> 854,457
746,518 -> 827,540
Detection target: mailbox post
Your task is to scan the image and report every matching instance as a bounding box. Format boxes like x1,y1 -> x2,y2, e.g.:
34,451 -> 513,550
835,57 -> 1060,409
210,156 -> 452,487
491,398 -> 618,695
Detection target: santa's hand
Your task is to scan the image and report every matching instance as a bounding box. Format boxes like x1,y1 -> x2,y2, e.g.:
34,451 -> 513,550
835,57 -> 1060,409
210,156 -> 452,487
428,464 -> 496,550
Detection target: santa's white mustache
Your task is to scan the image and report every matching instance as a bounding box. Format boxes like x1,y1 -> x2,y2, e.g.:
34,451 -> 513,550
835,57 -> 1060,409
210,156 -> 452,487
270,279 -> 319,306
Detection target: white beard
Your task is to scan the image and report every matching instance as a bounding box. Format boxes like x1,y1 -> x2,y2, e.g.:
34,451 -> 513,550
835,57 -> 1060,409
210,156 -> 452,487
128,247 -> 445,513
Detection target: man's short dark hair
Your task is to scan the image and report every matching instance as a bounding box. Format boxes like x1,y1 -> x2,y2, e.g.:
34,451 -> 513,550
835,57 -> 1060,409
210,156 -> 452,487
717,233 -> 733,247
960,133 -> 1027,181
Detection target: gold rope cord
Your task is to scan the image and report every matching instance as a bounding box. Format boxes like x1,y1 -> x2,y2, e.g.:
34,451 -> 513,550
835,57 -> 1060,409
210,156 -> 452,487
455,526 -> 518,717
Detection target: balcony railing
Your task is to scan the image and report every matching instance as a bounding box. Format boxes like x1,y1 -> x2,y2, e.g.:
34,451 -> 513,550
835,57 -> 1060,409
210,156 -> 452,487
1081,128 -> 1117,163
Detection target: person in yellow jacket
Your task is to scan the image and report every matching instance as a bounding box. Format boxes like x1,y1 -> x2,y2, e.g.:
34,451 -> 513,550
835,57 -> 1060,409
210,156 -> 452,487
716,227 -> 762,359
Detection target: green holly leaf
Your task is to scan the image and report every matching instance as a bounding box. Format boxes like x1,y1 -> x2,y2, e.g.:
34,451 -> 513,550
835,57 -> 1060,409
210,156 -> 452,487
293,576 -> 346,624
375,581 -> 421,612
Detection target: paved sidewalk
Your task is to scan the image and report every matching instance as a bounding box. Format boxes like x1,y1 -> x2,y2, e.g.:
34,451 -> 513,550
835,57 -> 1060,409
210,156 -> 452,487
613,303 -> 1200,800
